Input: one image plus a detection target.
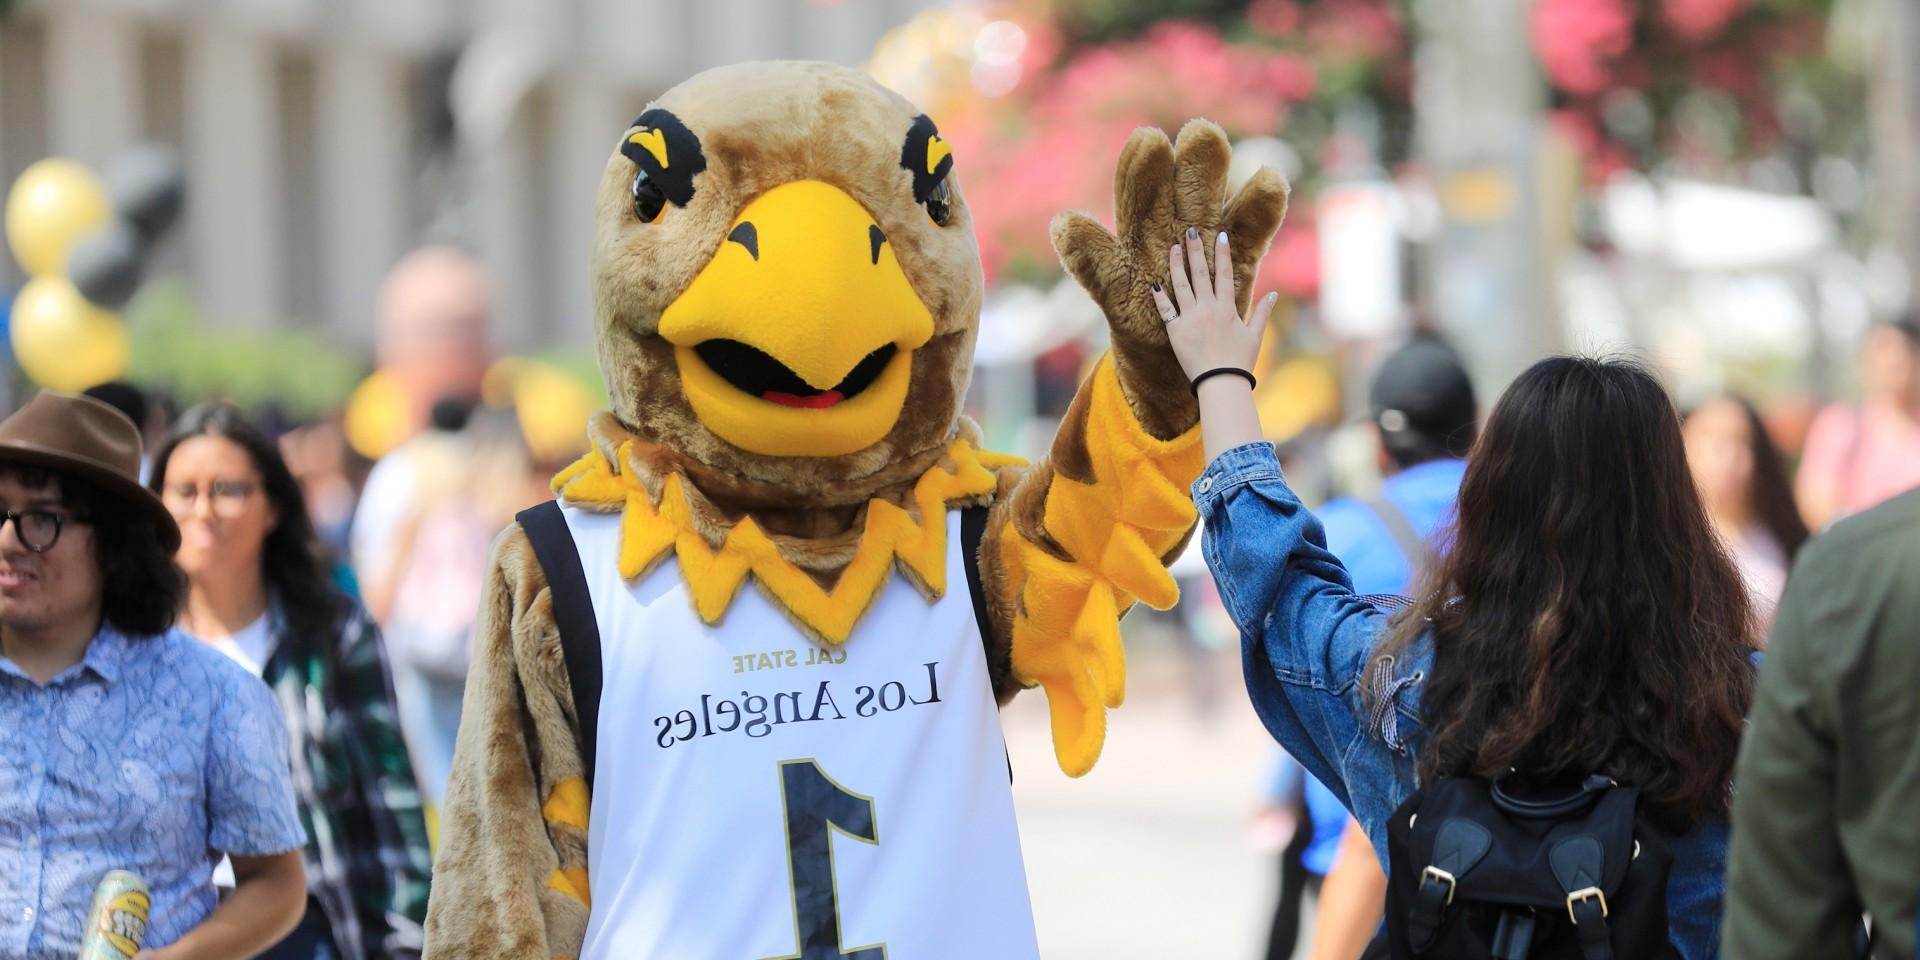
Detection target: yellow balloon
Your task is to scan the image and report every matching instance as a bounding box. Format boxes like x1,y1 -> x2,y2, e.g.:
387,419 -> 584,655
10,275 -> 129,392
5,159 -> 112,277
1256,355 -> 1342,444
510,361 -> 595,463
481,357 -> 527,409
343,370 -> 414,460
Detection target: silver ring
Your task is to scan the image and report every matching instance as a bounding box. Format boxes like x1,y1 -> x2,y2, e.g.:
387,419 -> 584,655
1159,303 -> 1178,323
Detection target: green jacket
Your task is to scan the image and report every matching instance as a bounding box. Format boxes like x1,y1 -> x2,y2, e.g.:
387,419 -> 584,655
261,596 -> 434,960
1724,487 -> 1920,959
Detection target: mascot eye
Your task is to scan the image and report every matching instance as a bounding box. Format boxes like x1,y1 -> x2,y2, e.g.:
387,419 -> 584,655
631,169 -> 668,223
923,177 -> 953,227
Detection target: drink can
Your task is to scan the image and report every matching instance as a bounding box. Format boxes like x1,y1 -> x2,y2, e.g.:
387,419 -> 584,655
78,870 -> 150,960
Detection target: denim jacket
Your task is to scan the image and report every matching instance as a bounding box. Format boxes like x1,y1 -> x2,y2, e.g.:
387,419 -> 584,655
1195,442 -> 1731,960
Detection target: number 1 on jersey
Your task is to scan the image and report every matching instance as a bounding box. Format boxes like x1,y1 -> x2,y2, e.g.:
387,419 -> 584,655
765,759 -> 887,960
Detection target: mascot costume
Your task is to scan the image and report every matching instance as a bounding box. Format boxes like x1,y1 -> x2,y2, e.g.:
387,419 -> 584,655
423,60 -> 1287,959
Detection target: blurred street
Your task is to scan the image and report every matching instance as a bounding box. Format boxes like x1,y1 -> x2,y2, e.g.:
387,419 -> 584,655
1009,642 -> 1291,959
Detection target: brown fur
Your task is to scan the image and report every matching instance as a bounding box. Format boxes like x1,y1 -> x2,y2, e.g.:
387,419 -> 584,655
422,529 -> 589,957
424,62 -> 1288,957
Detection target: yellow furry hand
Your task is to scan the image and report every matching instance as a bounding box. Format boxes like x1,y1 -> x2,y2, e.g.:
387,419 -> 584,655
1004,358 -> 1204,776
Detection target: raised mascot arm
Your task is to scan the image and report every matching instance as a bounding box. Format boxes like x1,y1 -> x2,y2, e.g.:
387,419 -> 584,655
978,120 -> 1289,776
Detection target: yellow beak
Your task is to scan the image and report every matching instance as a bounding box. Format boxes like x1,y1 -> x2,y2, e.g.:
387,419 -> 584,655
660,180 -> 934,458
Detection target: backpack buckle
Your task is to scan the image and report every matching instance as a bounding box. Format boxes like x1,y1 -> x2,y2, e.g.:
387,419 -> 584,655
1565,886 -> 1608,924
1420,866 -> 1457,906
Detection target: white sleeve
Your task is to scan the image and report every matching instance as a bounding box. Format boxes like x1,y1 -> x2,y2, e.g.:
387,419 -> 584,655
351,452 -> 415,593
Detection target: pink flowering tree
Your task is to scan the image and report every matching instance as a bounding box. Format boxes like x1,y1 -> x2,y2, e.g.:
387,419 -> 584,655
1530,0 -> 1856,181
934,0 -> 1417,300
922,0 -> 1860,287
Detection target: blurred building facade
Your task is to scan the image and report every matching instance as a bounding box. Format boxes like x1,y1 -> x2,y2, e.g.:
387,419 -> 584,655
0,0 -> 940,352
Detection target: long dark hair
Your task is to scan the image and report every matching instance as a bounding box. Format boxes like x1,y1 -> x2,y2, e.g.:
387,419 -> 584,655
1685,394 -> 1809,563
1381,357 -> 1757,830
149,403 -> 345,655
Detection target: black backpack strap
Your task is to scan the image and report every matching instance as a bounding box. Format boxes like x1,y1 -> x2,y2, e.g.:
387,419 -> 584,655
1491,911 -> 1538,960
959,505 -> 1012,783
960,505 -> 992,650
516,501 -> 604,793
1551,834 -> 1615,960
1409,817 -> 1493,950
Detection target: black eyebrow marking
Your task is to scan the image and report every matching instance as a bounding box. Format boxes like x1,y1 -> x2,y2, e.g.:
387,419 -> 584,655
728,221 -> 759,261
619,108 -> 706,208
868,225 -> 886,265
899,114 -> 954,205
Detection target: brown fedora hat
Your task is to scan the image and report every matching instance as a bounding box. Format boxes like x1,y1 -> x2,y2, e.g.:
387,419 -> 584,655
0,391 -> 180,551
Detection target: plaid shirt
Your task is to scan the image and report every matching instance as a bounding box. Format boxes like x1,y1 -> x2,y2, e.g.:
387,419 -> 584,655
261,598 -> 433,960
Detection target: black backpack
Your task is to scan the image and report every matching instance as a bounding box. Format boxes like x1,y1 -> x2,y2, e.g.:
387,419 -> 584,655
1367,774 -> 1680,960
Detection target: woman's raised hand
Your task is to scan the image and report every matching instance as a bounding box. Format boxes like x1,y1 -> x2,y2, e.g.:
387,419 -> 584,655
1152,228 -> 1277,385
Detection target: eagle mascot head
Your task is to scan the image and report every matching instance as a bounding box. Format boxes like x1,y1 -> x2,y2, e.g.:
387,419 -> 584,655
588,61 -> 983,505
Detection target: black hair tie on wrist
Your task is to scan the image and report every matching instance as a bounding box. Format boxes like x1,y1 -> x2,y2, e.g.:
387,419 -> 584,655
1189,367 -> 1257,396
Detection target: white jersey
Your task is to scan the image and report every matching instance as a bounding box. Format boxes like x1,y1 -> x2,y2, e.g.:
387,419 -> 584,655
566,507 -> 1040,960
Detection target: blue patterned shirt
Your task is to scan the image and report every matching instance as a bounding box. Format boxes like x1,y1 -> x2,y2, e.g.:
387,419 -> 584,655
0,626 -> 307,959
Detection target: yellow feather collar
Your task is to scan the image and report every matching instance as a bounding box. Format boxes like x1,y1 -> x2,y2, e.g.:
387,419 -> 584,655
550,439 -> 1022,644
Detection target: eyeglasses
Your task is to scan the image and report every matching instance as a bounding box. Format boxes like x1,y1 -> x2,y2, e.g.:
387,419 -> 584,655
162,480 -> 260,518
0,509 -> 87,553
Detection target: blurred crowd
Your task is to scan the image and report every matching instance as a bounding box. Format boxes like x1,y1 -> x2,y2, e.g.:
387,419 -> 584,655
1,230 -> 1915,958
0,245 -> 572,960
132,244 -> 565,811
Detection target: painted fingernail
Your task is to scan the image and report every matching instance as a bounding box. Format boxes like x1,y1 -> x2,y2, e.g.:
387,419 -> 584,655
1151,282 -> 1162,292
1218,231 -> 1229,244
1187,226 -> 1198,239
